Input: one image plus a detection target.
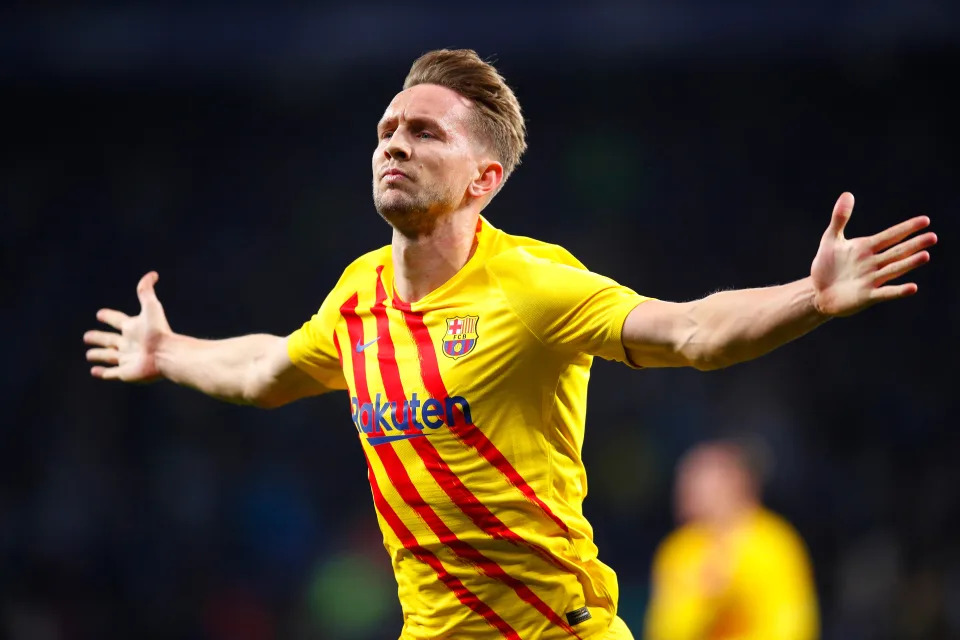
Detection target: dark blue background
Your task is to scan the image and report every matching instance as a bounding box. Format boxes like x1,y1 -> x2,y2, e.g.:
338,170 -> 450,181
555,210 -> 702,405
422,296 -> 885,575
2,2 -> 958,638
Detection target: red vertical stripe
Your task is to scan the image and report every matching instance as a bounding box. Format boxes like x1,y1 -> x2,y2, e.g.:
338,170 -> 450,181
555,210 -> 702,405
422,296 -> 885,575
342,291 -> 517,639
372,272 -> 583,637
342,294 -> 380,435
368,274 -> 419,436
395,300 -> 571,535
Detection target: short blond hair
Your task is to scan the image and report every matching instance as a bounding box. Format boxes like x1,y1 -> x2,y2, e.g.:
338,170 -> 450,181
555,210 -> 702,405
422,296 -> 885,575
404,49 -> 527,184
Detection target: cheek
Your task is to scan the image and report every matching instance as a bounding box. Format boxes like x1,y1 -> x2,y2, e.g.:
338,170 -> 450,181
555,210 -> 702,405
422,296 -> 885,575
432,158 -> 470,184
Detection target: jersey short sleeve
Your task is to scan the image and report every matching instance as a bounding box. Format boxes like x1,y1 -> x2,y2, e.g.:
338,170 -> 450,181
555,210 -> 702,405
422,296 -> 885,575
287,286 -> 348,391
486,245 -> 651,364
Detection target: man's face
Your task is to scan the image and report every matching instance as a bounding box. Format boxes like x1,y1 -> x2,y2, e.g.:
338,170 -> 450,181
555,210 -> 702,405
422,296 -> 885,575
372,83 -> 487,236
674,447 -> 753,525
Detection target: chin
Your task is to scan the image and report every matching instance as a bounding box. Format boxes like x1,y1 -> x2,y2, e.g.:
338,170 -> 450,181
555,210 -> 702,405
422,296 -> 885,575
376,193 -> 416,219
373,185 -> 459,235
375,198 -> 432,236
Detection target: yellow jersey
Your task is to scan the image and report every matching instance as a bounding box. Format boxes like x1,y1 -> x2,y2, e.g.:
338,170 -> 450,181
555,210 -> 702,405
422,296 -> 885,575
643,508 -> 820,640
288,216 -> 649,639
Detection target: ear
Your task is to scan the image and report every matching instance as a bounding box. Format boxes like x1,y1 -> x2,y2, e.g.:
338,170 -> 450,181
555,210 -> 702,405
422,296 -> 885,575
467,160 -> 504,199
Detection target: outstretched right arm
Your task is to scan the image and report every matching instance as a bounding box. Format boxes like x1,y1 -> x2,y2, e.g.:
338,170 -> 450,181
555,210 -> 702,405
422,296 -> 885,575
84,272 -> 328,408
152,332 -> 324,408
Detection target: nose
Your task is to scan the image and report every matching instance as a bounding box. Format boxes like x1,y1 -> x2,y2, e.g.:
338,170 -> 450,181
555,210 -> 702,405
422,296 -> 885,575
384,130 -> 411,161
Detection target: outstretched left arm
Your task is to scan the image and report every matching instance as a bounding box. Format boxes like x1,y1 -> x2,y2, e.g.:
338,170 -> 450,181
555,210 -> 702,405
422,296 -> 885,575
623,192 -> 937,370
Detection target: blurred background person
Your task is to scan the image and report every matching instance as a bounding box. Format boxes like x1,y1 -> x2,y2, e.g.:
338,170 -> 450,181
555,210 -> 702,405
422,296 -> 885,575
643,439 -> 819,640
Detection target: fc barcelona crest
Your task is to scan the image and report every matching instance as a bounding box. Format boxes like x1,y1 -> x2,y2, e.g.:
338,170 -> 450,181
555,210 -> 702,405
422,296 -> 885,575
442,315 -> 479,359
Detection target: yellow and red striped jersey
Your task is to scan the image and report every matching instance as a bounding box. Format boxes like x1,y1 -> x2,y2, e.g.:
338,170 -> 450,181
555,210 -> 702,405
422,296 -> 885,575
288,216 -> 650,640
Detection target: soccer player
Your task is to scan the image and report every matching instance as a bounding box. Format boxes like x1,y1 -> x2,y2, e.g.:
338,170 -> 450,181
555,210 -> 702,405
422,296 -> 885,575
83,49 -> 935,640
643,440 -> 819,640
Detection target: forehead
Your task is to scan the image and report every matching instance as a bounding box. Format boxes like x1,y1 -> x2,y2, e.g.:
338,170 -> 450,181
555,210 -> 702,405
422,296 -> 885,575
678,447 -> 741,478
379,84 -> 474,128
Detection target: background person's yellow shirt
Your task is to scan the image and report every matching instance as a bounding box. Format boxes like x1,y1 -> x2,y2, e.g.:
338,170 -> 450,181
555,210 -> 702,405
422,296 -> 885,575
643,508 -> 820,640
288,217 -> 650,639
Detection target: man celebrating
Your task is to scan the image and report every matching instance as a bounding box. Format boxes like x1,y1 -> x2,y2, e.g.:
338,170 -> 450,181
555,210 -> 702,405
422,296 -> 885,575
84,49 -> 936,639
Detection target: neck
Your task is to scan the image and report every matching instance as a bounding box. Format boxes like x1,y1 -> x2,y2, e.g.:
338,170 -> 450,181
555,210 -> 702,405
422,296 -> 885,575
392,209 -> 480,303
706,500 -> 759,534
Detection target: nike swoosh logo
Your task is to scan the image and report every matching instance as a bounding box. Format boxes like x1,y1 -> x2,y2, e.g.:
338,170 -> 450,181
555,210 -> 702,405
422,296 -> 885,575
367,432 -> 425,446
355,336 -> 380,352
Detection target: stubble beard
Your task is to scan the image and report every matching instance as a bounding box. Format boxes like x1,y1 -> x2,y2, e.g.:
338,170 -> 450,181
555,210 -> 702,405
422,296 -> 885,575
373,182 -> 462,239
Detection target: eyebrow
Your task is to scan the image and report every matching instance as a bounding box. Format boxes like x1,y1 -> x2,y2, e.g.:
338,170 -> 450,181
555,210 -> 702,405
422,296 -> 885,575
377,114 -> 446,135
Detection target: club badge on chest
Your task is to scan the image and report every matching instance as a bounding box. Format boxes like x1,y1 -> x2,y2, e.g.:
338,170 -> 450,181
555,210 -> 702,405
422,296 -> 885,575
441,315 -> 479,359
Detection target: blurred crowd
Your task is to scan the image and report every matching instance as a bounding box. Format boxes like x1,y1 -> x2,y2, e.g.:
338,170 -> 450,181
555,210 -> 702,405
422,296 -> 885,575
2,11 -> 958,639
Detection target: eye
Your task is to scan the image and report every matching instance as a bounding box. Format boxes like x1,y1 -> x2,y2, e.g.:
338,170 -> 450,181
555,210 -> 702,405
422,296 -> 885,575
380,130 -> 393,140
417,131 -> 434,140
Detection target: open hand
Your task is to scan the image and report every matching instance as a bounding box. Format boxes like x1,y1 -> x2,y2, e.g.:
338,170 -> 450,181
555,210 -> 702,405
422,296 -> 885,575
84,271 -> 171,381
811,192 -> 937,317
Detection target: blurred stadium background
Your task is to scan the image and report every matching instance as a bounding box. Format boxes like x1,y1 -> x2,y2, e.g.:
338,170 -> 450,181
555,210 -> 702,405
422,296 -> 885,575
2,1 -> 958,638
